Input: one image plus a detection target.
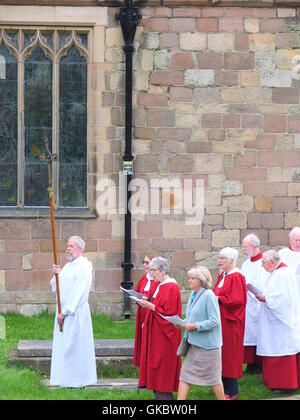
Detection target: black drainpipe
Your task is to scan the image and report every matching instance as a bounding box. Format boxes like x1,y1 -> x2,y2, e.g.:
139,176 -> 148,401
116,1 -> 141,318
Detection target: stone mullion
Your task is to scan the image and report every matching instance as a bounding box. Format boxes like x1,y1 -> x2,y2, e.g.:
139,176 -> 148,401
17,29 -> 25,208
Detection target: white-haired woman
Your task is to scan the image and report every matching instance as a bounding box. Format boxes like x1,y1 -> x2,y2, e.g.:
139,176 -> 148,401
177,266 -> 225,401
213,247 -> 247,400
138,257 -> 182,400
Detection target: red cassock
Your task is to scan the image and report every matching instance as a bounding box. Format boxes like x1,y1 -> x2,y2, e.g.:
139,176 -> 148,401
133,274 -> 159,367
213,271 -> 247,378
138,281 -> 182,393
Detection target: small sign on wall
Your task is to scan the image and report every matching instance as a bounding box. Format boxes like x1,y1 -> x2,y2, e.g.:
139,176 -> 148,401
123,161 -> 133,175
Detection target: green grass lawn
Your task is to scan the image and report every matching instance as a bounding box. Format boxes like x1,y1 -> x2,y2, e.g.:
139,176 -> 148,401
0,312 -> 297,400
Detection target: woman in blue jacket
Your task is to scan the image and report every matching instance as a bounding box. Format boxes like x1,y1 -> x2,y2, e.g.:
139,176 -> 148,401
177,266 -> 225,400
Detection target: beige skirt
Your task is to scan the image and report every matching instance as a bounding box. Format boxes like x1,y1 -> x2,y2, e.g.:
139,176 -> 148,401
179,344 -> 222,387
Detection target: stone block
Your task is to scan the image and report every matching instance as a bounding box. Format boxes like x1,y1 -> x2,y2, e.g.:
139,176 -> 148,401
141,32 -> 159,50
169,154 -> 194,173
154,49 -> 170,70
150,70 -> 184,86
221,87 -> 247,103
147,17 -> 169,33
171,251 -> 195,269
273,196 -> 297,212
212,230 -> 240,249
163,220 -> 202,239
264,115 -> 287,133
195,251 -> 218,269
159,32 -> 178,49
147,108 -> 175,127
0,221 -> 30,240
194,154 -> 223,174
202,113 -> 222,128
269,230 -> 290,246
240,71 -> 260,86
184,69 -> 214,87
222,181 -> 243,197
22,254 -> 33,271
244,181 -> 287,197
207,33 -> 235,52
234,151 -> 256,168
170,52 -> 195,70
170,18 -> 196,33
285,212 -> 300,229
197,18 -> 218,33
224,212 -> 247,229
170,87 -> 193,102
223,196 -> 254,212
179,33 -> 207,51
224,52 -> 255,70
262,71 -> 292,88
225,168 -> 267,181
257,151 -> 281,167
255,196 -> 272,213
20,304 -> 48,317
244,18 -> 259,34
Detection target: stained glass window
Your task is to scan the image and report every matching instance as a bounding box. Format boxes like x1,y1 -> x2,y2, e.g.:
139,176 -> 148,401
0,28 -> 89,210
24,46 -> 52,206
59,46 -> 87,207
0,46 -> 18,206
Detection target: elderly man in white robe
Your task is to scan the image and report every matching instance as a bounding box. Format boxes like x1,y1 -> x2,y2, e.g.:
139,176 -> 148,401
241,234 -> 268,374
256,250 -> 300,393
50,235 -> 97,388
278,226 -> 300,294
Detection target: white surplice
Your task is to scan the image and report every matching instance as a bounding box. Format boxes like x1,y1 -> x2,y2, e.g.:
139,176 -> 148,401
241,255 -> 268,346
278,247 -> 300,294
50,256 -> 97,387
256,264 -> 300,357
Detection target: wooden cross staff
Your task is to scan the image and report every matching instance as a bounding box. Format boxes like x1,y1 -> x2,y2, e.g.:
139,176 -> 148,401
40,139 -> 63,332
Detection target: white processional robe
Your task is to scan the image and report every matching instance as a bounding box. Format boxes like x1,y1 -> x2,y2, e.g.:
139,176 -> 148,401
241,254 -> 268,346
278,247 -> 300,294
256,264 -> 300,357
50,256 -> 97,387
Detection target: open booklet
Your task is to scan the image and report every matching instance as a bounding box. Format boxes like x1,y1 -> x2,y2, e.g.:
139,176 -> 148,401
157,313 -> 186,328
246,283 -> 263,296
120,286 -> 146,300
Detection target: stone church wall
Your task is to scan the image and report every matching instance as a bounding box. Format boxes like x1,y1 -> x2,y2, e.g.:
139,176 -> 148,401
0,1 -> 300,317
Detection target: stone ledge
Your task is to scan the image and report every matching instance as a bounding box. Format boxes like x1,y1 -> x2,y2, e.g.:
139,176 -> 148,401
9,349 -> 135,375
17,339 -> 134,357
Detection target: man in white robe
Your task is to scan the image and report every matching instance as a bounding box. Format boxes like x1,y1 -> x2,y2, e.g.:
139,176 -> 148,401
256,250 -> 300,392
278,226 -> 300,294
50,235 -> 97,388
241,234 -> 268,373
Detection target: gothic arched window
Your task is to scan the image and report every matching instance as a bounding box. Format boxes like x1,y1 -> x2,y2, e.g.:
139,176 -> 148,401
0,28 -> 89,210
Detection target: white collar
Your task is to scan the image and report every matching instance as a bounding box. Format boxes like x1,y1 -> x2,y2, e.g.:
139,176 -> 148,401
153,276 -> 177,298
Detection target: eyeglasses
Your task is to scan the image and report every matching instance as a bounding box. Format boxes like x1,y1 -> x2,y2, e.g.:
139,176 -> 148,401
143,260 -> 150,264
149,268 -> 160,272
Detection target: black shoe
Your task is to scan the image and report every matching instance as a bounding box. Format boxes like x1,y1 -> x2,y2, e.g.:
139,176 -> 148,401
272,389 -> 294,395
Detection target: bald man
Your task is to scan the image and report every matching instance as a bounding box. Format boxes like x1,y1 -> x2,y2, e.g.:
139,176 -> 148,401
279,227 -> 300,294
241,234 -> 268,374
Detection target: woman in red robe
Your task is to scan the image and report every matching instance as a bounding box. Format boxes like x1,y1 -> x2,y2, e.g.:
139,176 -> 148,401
138,257 -> 182,400
213,247 -> 247,400
133,253 -> 158,367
